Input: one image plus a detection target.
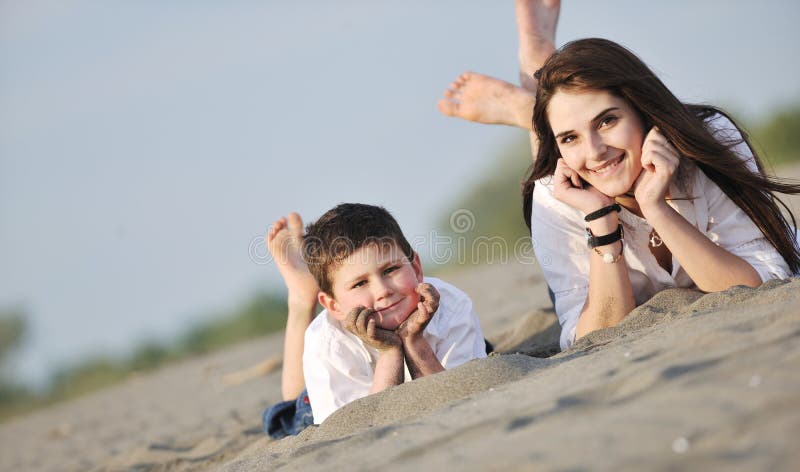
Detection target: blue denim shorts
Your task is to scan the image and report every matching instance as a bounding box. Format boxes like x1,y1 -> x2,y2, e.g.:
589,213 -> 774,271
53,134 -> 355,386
262,388 -> 314,439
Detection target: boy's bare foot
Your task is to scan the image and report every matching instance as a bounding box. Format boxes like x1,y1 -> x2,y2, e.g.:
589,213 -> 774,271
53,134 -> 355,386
516,0 -> 560,91
267,213 -> 319,308
437,72 -> 535,130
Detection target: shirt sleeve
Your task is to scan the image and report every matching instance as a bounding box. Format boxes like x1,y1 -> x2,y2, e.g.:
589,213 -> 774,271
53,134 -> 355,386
303,328 -> 373,424
530,182 -> 591,350
426,283 -> 487,368
698,166 -> 791,282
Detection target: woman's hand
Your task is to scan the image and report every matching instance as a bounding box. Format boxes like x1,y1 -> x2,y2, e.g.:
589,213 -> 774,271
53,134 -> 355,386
553,158 -> 615,213
633,127 -> 680,214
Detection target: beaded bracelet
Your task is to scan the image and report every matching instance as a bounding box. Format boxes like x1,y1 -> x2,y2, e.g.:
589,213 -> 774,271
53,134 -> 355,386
584,203 -> 621,222
593,240 -> 624,264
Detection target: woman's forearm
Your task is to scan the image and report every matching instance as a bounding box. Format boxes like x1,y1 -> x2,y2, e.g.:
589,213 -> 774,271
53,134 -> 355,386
644,204 -> 761,291
576,214 -> 637,339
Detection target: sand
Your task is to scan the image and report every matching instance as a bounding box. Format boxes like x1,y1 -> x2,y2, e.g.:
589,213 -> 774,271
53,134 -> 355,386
218,279 -> 800,472
3,167 -> 800,471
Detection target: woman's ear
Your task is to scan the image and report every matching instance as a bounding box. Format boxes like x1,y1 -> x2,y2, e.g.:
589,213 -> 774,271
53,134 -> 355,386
319,291 -> 346,322
411,252 -> 423,282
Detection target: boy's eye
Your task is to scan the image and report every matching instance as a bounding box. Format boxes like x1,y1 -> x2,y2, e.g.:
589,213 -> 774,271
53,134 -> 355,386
383,265 -> 399,275
351,280 -> 366,289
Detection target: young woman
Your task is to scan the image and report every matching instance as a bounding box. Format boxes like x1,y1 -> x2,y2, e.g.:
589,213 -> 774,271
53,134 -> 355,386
521,38 -> 800,348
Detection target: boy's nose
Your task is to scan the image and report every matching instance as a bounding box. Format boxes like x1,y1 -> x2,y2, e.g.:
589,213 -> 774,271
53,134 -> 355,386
372,279 -> 393,300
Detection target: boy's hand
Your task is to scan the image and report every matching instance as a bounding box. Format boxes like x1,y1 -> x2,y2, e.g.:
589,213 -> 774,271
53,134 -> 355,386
397,283 -> 440,341
343,306 -> 402,352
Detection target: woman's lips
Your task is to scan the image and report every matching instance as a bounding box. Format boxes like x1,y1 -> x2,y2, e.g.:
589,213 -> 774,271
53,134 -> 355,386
589,154 -> 625,175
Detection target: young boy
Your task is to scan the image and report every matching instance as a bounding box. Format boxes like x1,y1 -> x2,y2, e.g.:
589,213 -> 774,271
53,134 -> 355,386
263,204 -> 487,437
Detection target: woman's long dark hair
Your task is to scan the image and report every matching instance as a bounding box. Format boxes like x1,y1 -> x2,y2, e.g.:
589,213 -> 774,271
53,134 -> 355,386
522,38 -> 800,273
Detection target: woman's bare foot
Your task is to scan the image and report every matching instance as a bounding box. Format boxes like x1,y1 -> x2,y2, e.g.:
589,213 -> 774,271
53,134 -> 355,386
437,72 -> 535,130
516,0 -> 560,91
267,213 -> 319,308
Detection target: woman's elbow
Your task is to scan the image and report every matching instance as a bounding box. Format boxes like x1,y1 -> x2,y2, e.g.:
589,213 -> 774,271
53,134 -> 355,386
696,265 -> 762,292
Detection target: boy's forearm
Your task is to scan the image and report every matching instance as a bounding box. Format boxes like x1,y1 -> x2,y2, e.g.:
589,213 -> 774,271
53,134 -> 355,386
403,335 -> 444,379
369,346 -> 405,394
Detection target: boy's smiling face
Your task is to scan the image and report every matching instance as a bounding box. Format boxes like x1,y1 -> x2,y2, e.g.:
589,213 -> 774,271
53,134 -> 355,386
320,242 -> 423,331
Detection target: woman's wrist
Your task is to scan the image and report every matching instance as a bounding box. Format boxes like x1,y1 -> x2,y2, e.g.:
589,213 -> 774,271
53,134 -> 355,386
639,200 -> 673,223
581,198 -> 615,215
586,212 -> 620,235
584,203 -> 621,222
590,240 -> 624,264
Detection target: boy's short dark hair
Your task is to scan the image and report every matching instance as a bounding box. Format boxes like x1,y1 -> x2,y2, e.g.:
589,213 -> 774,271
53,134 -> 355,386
302,203 -> 414,296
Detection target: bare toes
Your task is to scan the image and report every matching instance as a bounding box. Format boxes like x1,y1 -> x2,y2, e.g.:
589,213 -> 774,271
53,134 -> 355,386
437,99 -> 458,117
287,212 -> 304,238
267,218 -> 285,242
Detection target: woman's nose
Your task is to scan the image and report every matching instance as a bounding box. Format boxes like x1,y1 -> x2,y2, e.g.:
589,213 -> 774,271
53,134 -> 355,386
585,133 -> 608,160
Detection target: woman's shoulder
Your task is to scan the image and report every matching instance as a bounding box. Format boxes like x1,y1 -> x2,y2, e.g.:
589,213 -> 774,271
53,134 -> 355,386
702,111 -> 741,142
530,177 -> 583,228
700,110 -> 759,172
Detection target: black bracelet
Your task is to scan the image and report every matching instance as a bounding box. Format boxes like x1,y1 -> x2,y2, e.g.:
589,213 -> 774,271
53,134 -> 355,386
585,224 -> 624,248
584,203 -> 621,222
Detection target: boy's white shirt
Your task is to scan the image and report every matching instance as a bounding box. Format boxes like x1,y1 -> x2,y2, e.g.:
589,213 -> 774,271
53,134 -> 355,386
530,113 -> 793,350
303,276 -> 486,424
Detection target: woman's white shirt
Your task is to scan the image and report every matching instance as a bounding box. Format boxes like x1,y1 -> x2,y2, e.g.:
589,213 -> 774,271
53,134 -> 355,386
530,114 -> 792,350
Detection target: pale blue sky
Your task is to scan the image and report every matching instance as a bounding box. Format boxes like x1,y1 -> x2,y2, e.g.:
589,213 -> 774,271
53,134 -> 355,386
2,0 -> 799,386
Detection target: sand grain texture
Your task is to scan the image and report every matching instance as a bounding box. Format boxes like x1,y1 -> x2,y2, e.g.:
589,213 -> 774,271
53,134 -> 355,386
3,242 -> 800,471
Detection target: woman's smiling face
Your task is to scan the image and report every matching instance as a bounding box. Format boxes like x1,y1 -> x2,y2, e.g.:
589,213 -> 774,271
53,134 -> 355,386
547,89 -> 647,197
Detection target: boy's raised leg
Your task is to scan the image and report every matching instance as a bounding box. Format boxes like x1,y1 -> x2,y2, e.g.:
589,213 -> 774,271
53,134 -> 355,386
516,0 -> 559,92
267,212 -> 319,400
437,72 -> 535,130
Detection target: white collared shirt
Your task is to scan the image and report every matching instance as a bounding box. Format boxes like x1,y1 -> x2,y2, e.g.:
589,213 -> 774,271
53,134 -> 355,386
303,276 -> 487,424
530,114 -> 792,350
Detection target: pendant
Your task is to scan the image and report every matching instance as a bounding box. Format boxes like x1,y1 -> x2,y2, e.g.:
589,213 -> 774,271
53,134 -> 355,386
649,230 -> 663,248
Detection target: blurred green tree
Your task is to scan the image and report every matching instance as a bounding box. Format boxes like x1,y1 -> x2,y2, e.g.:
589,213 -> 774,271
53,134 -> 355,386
749,104 -> 800,166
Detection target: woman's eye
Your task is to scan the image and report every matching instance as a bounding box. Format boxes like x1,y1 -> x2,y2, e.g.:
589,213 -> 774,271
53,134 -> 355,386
599,115 -> 617,127
560,135 -> 576,145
